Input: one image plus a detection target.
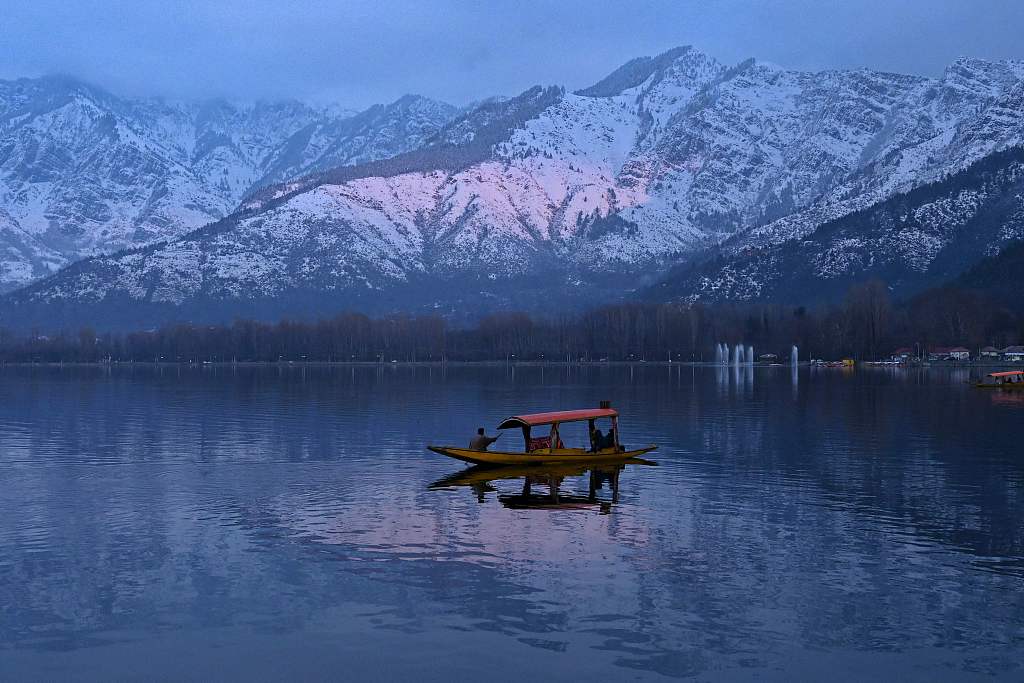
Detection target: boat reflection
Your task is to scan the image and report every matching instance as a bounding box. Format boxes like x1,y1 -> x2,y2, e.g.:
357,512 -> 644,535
991,390 -> 1024,405
429,459 -> 656,512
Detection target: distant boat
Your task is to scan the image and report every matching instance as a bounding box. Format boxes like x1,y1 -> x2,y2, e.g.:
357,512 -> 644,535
427,404 -> 657,466
975,370 -> 1024,388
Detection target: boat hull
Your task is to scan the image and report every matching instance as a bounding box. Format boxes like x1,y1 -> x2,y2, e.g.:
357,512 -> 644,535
427,445 -> 657,466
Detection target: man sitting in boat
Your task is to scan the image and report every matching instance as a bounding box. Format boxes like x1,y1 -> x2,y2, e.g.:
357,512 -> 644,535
469,427 -> 499,451
589,427 -> 618,452
427,404 -> 657,465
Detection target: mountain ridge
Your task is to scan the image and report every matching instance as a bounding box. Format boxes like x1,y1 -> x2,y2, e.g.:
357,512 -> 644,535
4,46 -> 1024,329
646,145 -> 1024,305
0,75 -> 456,291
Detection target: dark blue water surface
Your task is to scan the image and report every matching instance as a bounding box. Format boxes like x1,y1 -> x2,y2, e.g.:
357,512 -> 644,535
1,364 -> 1023,681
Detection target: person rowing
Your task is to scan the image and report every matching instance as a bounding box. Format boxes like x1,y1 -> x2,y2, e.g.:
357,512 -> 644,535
428,404 -> 657,466
469,427 -> 500,451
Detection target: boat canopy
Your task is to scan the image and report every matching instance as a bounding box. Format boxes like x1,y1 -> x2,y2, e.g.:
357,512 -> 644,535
989,371 -> 1024,377
497,408 -> 617,430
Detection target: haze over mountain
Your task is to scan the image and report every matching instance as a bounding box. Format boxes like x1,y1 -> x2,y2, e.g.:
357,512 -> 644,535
0,77 -> 456,291
3,45 -> 1024,329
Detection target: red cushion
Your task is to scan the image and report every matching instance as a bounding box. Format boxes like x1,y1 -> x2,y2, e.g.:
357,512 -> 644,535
527,436 -> 551,452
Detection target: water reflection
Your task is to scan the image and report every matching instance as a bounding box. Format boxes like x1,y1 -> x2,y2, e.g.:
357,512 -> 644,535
430,459 -> 657,512
991,391 -> 1024,406
1,365 -> 1023,680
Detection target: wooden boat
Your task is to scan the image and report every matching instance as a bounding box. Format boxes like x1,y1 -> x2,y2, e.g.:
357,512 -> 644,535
427,404 -> 657,466
975,370 -> 1024,388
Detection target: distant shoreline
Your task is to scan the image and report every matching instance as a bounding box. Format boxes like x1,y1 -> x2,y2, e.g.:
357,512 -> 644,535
0,360 -> 1018,369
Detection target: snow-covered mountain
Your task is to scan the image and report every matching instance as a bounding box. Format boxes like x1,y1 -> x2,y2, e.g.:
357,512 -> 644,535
648,145 -> 1024,304
0,76 -> 455,292
5,46 -> 1024,327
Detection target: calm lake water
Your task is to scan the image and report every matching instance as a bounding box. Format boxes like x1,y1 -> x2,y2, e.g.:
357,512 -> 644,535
1,364 -> 1022,681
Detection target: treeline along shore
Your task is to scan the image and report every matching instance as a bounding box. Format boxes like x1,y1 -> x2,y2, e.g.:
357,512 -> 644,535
1,280 -> 1022,364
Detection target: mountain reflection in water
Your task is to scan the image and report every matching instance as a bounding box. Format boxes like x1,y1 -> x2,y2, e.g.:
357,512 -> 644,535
1,364 -> 1023,681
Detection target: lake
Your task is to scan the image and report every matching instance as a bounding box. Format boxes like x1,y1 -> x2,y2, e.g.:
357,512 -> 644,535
1,364 -> 1022,681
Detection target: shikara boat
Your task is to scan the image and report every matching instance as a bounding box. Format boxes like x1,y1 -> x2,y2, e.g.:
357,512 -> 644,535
427,404 -> 657,466
975,370 -> 1024,388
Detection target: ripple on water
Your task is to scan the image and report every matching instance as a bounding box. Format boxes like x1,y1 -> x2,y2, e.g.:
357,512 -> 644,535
1,365 -> 1023,681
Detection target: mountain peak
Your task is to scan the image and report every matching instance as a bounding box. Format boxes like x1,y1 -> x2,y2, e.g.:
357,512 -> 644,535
944,55 -> 1024,85
392,93 -> 441,106
576,45 -> 722,97
0,73 -> 118,111
386,94 -> 456,117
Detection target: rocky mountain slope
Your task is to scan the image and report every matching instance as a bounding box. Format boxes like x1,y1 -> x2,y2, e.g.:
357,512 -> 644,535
0,77 -> 455,292
648,145 -> 1024,304
5,47 -> 1024,327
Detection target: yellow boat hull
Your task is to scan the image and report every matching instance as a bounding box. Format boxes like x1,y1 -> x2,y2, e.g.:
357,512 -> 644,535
427,444 -> 657,466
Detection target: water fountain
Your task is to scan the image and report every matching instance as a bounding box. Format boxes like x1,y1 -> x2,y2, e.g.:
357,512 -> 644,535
790,344 -> 799,392
732,344 -> 742,367
747,345 -> 754,365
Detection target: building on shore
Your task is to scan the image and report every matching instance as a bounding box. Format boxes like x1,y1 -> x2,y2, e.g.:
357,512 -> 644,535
891,347 -> 914,362
928,347 -> 971,361
1002,346 -> 1024,362
981,346 -> 1001,360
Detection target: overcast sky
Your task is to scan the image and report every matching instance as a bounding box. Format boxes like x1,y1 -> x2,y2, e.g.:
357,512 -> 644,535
3,0 -> 1023,109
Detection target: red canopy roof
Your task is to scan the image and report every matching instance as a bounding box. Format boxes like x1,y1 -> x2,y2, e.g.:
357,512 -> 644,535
989,371 -> 1024,377
497,408 -> 617,429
